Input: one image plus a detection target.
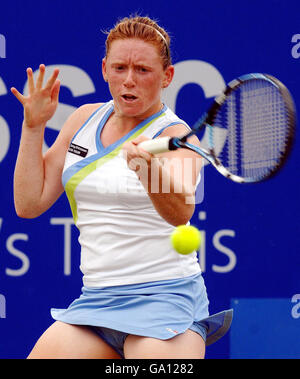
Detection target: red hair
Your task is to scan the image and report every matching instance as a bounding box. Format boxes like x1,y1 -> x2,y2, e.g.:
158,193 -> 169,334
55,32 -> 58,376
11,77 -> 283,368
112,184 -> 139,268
105,16 -> 172,70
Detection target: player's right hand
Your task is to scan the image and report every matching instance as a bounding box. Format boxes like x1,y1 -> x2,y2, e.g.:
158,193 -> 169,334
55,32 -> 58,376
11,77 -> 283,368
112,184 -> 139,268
11,64 -> 60,128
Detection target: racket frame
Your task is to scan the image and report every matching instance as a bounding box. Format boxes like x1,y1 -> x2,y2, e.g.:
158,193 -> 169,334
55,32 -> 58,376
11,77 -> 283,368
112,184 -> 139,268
166,73 -> 296,183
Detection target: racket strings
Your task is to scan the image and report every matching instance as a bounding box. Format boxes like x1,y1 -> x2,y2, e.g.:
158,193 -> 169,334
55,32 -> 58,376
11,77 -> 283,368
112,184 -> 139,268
241,82 -> 285,175
215,79 -> 290,180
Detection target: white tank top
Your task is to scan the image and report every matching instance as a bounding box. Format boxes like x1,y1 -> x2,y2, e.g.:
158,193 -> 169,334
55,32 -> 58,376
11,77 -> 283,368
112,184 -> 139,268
62,101 -> 201,287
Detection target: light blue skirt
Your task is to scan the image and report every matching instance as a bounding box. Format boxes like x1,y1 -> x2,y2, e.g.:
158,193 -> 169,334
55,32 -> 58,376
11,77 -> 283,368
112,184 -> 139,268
51,273 -> 232,357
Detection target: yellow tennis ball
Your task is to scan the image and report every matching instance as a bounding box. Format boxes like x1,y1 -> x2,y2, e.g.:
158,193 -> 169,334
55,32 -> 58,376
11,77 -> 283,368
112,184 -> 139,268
170,225 -> 201,255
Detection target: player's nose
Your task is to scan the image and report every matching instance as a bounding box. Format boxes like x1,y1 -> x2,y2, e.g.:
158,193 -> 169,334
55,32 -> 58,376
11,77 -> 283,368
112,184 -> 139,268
123,69 -> 136,87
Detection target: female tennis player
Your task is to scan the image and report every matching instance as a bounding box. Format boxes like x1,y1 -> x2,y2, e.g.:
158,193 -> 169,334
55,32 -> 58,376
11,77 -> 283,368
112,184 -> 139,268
11,15 -> 232,359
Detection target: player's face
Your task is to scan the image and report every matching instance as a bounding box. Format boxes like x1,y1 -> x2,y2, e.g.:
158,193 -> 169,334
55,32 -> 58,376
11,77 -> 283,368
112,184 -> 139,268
102,38 -> 173,120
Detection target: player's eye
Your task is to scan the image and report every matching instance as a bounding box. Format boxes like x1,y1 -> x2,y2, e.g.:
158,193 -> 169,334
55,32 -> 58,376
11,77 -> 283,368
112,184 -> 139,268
137,66 -> 148,73
114,65 -> 125,71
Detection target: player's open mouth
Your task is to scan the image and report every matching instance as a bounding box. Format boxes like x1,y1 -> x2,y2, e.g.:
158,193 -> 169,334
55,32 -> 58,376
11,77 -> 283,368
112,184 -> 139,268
122,94 -> 138,102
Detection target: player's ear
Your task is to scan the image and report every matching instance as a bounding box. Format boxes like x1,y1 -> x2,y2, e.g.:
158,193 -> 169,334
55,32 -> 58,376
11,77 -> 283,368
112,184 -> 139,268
102,57 -> 108,82
162,65 -> 174,89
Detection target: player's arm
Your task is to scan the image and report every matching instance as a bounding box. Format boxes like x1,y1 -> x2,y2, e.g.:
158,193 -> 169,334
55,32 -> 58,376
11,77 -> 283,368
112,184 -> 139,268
123,124 -> 202,226
12,64 -> 99,218
14,106 -> 95,218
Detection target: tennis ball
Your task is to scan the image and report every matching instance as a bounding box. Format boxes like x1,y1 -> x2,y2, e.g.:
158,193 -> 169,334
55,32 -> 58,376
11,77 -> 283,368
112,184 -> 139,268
170,225 -> 201,255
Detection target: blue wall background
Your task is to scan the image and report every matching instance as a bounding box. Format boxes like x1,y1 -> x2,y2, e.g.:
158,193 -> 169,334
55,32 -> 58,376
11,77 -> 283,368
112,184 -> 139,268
0,0 -> 299,359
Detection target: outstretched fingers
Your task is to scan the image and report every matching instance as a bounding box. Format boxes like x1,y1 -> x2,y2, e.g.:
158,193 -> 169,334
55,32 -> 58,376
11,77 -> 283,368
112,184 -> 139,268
51,79 -> 60,103
25,64 -> 60,94
26,67 -> 35,94
10,87 -> 26,105
11,65 -> 60,107
11,66 -> 36,103
44,68 -> 60,91
36,64 -> 46,89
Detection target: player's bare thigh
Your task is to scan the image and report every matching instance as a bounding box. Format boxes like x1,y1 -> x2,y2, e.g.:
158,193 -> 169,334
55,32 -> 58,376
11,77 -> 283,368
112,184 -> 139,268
124,329 -> 205,359
27,321 -> 121,359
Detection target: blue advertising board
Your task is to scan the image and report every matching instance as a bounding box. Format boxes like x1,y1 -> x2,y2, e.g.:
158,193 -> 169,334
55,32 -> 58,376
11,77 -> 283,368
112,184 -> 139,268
0,0 -> 299,359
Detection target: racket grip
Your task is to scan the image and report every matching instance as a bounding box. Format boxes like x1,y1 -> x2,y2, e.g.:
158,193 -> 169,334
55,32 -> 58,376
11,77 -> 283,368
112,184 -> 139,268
138,136 -> 171,154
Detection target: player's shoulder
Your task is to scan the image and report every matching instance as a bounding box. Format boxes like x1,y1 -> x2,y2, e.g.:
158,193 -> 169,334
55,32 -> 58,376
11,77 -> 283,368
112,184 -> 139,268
64,102 -> 104,129
75,102 -> 105,119
58,102 -> 105,142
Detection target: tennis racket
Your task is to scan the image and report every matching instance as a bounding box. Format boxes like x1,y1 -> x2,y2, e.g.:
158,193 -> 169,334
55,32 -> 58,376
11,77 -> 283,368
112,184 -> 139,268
139,73 -> 296,183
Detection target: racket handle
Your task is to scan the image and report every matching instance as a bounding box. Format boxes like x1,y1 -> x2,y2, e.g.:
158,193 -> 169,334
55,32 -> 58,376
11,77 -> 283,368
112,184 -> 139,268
138,136 -> 172,154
